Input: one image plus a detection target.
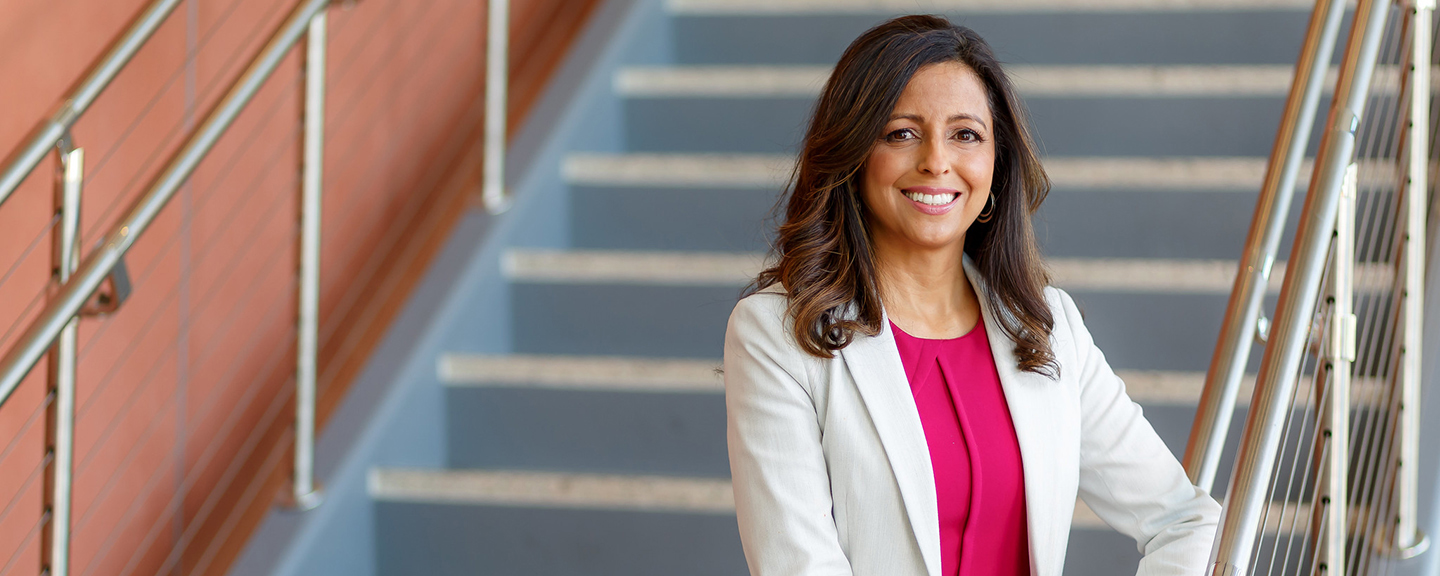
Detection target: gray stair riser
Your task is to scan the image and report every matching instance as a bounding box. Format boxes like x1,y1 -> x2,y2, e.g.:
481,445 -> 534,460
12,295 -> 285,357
623,97 -> 1308,157
672,12 -> 1319,66
1065,528 -> 1144,574
570,186 -> 1303,259
444,387 -> 1227,480
512,282 -> 1229,371
375,501 -> 747,576
373,499 -> 1188,576
570,186 -> 778,253
446,387 -> 730,477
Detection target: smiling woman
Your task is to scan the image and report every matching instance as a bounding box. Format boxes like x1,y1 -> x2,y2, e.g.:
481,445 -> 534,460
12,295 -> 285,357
725,14 -> 1220,576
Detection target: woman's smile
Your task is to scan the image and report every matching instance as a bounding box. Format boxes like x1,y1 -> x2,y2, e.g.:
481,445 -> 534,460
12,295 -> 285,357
901,186 -> 962,214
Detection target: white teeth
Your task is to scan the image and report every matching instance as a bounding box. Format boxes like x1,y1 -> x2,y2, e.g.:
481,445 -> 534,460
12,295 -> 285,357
903,191 -> 958,206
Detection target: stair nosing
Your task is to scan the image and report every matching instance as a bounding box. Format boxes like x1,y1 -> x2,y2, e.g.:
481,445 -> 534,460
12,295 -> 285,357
617,64 -> 1325,98
562,153 -> 1293,191
665,0 -> 1315,15
502,249 -> 1396,295
439,354 -> 1218,406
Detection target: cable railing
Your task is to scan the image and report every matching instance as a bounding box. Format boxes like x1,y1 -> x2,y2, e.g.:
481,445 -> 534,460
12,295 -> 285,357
0,0 -> 513,574
1191,0 -> 1437,574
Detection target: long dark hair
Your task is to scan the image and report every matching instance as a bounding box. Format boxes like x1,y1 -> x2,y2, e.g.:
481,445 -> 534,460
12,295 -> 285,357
749,14 -> 1057,377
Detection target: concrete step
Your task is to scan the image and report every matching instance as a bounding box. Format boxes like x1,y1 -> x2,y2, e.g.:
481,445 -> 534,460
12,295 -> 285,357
613,68 -> 1419,157
502,247 -> 1397,365
504,249 -> 1305,294
437,353 -> 1228,475
439,353 -> 1219,404
502,264 -> 1228,370
371,469 -> 744,576
562,153 -> 1278,191
617,64 -> 1309,98
617,64 -> 1422,98
500,248 -> 1270,370
370,468 -> 1314,576
665,4 -> 1316,66
620,93 -> 1295,156
561,156 -> 1416,260
568,184 -> 1290,258
665,0 -> 1313,14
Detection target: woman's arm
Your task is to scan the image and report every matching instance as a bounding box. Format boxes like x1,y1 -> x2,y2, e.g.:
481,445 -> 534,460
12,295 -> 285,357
724,295 -> 854,576
1051,288 -> 1221,576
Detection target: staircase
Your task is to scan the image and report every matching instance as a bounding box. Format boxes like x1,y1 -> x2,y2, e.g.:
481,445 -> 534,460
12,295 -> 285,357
234,0 -> 1323,574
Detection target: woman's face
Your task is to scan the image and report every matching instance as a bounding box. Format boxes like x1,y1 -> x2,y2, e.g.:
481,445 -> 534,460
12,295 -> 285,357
861,61 -> 995,256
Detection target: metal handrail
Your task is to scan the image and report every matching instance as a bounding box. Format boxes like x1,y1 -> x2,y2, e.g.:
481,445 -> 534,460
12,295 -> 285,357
1207,0 -> 1393,572
0,0 -> 184,209
1184,0 -> 1347,494
0,0 -> 336,572
0,0 -> 330,414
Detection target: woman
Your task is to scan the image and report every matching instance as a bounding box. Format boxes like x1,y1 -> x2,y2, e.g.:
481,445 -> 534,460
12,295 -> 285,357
723,15 -> 1220,576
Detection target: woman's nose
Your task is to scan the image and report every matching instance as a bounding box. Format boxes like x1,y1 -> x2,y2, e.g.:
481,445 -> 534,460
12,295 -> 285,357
917,138 -> 950,175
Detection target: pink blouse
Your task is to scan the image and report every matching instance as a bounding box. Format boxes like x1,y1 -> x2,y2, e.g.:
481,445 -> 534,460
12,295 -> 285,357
891,319 -> 1032,576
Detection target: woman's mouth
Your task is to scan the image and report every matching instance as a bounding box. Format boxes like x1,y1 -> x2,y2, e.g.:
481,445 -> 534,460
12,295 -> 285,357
901,187 -> 960,215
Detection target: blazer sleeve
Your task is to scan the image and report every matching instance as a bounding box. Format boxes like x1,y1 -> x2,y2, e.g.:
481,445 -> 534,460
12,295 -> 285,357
1052,288 -> 1221,576
724,295 -> 854,576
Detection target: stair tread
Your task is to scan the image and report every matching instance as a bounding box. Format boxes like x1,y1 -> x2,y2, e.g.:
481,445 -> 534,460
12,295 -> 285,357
666,0 -> 1313,15
371,468 -> 1118,528
619,64 -> 1306,98
503,248 -> 1396,294
505,249 -> 1254,293
439,353 -> 1225,406
372,467 -> 1325,536
563,153 -> 1281,190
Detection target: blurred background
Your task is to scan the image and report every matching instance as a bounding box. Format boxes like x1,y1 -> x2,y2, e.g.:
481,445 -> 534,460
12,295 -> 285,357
0,0 -> 1436,575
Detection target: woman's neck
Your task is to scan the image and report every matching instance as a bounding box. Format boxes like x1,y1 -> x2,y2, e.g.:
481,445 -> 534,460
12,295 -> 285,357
874,240 -> 981,339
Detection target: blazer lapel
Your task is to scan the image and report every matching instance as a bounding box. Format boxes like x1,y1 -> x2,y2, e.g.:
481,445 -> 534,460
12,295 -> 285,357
839,320 -> 942,576
963,257 -> 1067,576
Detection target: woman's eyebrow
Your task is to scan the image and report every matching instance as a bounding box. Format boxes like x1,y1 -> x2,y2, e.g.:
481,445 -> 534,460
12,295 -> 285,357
888,112 -> 989,129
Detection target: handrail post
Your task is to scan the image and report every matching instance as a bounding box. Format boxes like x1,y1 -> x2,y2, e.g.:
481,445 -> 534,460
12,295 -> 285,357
0,0 -> 183,209
41,142 -> 83,576
289,8 -> 327,512
1185,0 -> 1347,493
1207,0 -> 1391,572
481,0 -> 511,213
1316,163 -> 1357,575
1396,0 -> 1434,558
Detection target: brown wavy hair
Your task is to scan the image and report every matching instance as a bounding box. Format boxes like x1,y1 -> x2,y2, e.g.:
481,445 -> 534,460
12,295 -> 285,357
749,14 -> 1058,376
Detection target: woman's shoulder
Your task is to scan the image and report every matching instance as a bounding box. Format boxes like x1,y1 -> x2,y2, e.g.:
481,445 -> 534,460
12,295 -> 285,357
1038,285 -> 1088,358
728,287 -> 792,340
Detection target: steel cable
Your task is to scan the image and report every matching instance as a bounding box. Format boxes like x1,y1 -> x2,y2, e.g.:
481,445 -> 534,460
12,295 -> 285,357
1339,11 -> 1416,572
1342,18 -> 1412,571
0,450 -> 50,576
0,515 -> 47,576
76,0 -> 299,244
0,215 -> 59,300
2,0 -> 486,571
64,2 -> 466,570
0,10 -> 330,532
120,3 -> 485,571
0,0 -> 289,307
0,0 -> 353,554
64,0 -> 431,478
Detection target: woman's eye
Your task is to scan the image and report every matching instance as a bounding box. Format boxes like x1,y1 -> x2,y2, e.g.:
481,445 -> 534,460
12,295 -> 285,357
954,129 -> 982,143
884,128 -> 917,142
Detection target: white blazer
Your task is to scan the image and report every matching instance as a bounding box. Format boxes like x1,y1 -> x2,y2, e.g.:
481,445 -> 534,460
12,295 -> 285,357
723,258 -> 1220,576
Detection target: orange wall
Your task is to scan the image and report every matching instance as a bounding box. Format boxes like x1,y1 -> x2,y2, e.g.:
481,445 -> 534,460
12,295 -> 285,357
0,0 -> 523,573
